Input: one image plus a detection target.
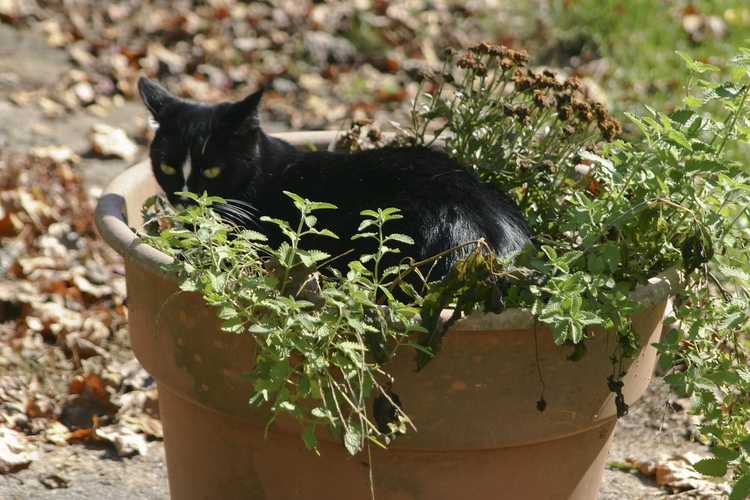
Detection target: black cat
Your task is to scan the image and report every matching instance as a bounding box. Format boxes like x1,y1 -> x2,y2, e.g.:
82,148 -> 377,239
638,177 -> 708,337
138,77 -> 530,280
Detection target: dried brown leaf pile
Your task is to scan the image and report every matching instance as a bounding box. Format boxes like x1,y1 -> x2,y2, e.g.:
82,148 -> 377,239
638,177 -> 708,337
0,152 -> 161,472
3,0 -> 518,129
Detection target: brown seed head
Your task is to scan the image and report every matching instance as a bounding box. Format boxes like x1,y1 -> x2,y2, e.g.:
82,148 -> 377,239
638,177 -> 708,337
469,42 -> 492,55
564,77 -> 583,91
500,57 -> 514,70
457,52 -> 478,69
598,117 -> 622,141
510,49 -> 529,65
533,89 -> 554,109
558,105 -> 573,121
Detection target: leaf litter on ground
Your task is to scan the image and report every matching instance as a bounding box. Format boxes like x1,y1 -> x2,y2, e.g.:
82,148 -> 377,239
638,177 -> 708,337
0,152 -> 161,480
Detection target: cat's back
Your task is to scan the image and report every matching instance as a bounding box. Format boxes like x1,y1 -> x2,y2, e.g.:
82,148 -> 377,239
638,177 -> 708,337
259,144 -> 529,260
275,145 -> 486,198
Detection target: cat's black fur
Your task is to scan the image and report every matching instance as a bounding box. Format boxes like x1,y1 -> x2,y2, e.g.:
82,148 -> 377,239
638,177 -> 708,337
138,77 -> 531,280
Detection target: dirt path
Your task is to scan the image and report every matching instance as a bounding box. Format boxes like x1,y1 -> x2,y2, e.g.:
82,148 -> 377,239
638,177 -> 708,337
0,23 -> 710,500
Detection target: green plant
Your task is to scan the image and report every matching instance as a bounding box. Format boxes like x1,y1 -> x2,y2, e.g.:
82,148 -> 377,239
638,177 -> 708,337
142,191 -> 426,456
408,44 -> 750,495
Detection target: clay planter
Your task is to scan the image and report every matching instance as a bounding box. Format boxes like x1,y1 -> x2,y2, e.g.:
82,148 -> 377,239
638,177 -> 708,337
95,131 -> 676,500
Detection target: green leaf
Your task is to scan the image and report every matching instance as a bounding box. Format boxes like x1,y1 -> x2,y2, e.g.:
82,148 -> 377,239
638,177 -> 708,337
692,458 -> 727,477
676,51 -> 720,74
387,233 -> 415,245
358,219 -> 376,231
218,306 -> 238,320
179,278 -> 198,292
740,437 -> 750,454
729,474 -> 750,500
351,232 -> 377,240
248,324 -> 273,335
711,446 -> 740,462
297,249 -> 331,267
315,228 -> 339,239
302,426 -> 318,451
344,426 -> 363,455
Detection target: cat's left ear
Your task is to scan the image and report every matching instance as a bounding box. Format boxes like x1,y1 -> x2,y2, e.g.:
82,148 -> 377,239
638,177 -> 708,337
138,77 -> 178,121
223,88 -> 264,135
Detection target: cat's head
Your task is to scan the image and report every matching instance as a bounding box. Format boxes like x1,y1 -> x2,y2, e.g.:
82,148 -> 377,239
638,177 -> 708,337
138,77 -> 265,206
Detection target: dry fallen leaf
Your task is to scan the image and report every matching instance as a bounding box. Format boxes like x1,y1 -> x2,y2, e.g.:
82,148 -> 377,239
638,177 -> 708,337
624,453 -> 731,497
89,124 -> 138,161
0,426 -> 38,474
95,425 -> 149,456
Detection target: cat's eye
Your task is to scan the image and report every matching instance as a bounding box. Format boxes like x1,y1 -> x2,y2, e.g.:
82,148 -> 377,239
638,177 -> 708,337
203,166 -> 221,179
160,163 -> 177,175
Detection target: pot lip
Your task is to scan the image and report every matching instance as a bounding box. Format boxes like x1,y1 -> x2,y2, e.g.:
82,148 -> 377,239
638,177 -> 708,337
95,130 -> 681,331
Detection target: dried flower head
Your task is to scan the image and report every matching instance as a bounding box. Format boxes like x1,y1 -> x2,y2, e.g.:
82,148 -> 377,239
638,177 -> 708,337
510,49 -> 529,65
457,52 -> 478,70
500,57 -> 514,70
598,117 -> 622,141
573,99 -> 594,123
469,42 -> 492,55
592,102 -> 608,121
558,105 -> 573,121
533,89 -> 555,109
564,77 -> 583,92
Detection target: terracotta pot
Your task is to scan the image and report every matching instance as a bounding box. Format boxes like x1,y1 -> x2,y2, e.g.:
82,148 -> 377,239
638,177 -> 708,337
95,131 -> 677,500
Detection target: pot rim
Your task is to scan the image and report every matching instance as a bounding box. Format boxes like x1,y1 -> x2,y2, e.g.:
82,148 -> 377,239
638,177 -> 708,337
94,130 -> 680,331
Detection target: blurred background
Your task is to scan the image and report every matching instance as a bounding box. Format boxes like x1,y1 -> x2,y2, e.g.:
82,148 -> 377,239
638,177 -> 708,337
0,1 -> 748,499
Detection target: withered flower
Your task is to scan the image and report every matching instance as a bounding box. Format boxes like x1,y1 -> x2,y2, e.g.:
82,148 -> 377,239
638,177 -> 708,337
573,99 -> 594,123
514,105 -> 531,125
533,89 -> 554,109
469,43 -> 491,55
510,48 -> 529,65
598,117 -> 622,141
557,105 -> 573,121
512,70 -> 532,92
564,77 -> 583,92
592,102 -> 608,121
457,52 -> 478,69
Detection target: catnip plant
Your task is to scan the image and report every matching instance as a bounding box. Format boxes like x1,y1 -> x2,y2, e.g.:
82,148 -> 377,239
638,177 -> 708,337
407,44 -> 750,496
142,191 -> 425,456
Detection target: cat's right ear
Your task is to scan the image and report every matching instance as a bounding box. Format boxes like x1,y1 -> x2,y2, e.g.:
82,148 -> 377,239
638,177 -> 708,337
138,77 -> 177,121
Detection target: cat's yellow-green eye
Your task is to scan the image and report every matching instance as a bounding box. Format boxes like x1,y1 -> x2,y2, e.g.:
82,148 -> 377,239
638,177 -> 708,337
203,166 -> 221,179
160,163 -> 177,175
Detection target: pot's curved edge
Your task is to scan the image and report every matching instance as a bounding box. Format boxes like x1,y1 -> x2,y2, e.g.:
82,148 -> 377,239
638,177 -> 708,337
451,267 -> 682,331
95,130 -> 683,332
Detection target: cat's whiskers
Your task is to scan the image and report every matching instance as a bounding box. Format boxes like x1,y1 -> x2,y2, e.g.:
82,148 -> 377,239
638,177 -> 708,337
214,201 -> 260,229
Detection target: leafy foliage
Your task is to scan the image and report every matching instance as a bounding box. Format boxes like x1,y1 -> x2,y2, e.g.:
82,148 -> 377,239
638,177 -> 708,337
142,191 -> 425,455
408,44 -> 750,489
